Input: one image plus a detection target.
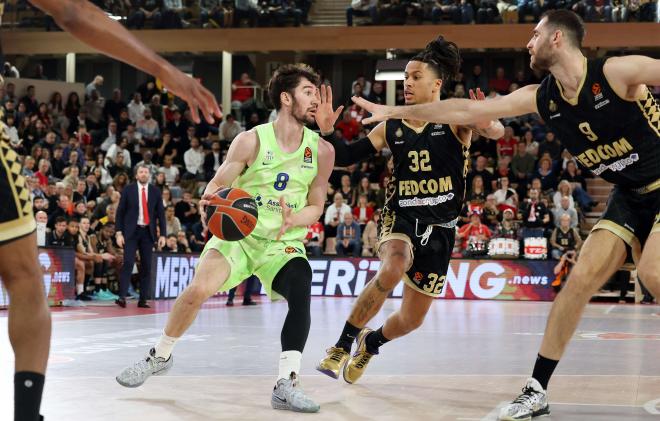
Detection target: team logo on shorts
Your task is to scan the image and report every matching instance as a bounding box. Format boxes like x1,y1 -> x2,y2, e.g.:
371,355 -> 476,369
303,147 -> 312,164
284,246 -> 304,254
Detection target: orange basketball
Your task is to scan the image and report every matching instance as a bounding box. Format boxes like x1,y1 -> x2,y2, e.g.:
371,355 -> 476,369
205,188 -> 258,241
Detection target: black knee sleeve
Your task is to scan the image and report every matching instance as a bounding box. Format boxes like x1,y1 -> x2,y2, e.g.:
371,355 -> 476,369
272,258 -> 312,352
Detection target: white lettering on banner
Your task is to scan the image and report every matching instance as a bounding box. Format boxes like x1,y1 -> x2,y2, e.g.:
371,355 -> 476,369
441,262 -> 470,298
325,261 -> 356,296
151,255 -> 554,301
469,262 -> 506,299
39,252 -> 52,296
155,255 -> 199,299
310,260 -> 328,296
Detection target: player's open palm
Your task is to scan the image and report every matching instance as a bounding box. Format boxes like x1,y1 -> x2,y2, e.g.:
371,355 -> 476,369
469,88 -> 492,130
315,85 -> 344,134
276,196 -> 294,241
159,66 -> 223,124
352,96 -> 391,125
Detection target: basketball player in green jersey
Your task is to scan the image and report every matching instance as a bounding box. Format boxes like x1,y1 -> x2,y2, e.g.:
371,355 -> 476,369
117,64 -> 341,413
317,37 -> 504,384
353,11 -> 660,420
1,2 -> 220,420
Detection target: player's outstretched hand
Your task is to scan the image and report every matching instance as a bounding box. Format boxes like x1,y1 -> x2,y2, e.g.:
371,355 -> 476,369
276,196 -> 294,241
469,88 -> 492,130
159,66 -> 223,124
315,85 -> 344,134
352,96 -> 392,125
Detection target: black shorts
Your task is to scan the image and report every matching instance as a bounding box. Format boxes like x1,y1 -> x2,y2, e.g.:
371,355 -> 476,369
592,180 -> 660,263
377,206 -> 455,297
0,139 -> 35,246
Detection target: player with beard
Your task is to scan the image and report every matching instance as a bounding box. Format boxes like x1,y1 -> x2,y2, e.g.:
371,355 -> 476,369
316,36 -> 504,384
116,64 -> 341,413
352,11 -> 660,420
1,1 -> 220,420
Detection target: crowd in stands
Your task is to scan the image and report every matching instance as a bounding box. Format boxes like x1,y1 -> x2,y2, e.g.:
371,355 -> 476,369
345,0 -> 658,25
3,0 -> 657,29
5,0 -> 312,29
5,61 -> 657,301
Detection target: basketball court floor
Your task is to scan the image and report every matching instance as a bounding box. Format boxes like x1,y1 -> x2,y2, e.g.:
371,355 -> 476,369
1,297 -> 659,420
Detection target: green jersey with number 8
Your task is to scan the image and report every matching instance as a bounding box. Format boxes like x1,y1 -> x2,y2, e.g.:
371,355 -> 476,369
232,122 -> 319,242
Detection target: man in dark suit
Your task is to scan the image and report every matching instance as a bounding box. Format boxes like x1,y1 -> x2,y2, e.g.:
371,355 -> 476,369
115,164 -> 167,308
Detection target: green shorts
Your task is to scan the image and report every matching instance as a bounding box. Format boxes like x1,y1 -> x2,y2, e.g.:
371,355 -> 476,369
200,234 -> 307,300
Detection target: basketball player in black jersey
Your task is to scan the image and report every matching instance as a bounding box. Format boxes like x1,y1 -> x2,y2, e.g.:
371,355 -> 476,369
1,2 -> 220,420
353,10 -> 659,420
316,37 -> 504,384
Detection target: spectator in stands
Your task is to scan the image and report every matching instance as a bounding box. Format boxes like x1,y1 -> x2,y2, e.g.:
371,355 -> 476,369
163,234 -> 183,252
489,67 -> 511,95
497,0 -> 518,22
104,89 -> 126,123
136,108 -> 160,147
361,209 -> 380,256
234,0 -> 260,26
304,220 -> 324,257
534,155 -> 558,195
271,0 -> 304,26
353,193 -> 374,232
35,159 -> 51,188
183,137 -> 205,180
560,160 -> 597,210
494,176 -> 518,213
164,205 -> 182,236
218,113 -> 243,143
465,64 -> 488,92
518,0 -> 542,22
366,81 -> 385,105
174,191 -> 198,230
201,0 -> 231,27
204,140 -> 223,181
538,130 -> 561,162
84,90 -> 105,130
467,175 -> 487,210
497,125 -> 518,161
552,195 -> 578,229
483,194 -> 501,229
231,73 -> 257,120
48,194 -> 73,228
457,210 -> 492,256
511,139 -> 534,190
106,137 -> 132,169
520,188 -> 550,238
338,174 -> 357,207
476,0 -> 499,23
325,192 -> 352,239
86,75 -> 104,98
159,156 -> 180,186
336,110 -> 361,142
550,214 -> 583,260
585,0 -> 613,21
468,155 -> 496,193
336,213 -> 361,256
346,0 -> 378,25
494,208 -> 519,239
20,85 -> 39,116
553,180 -> 575,209
127,92 -> 146,124
3,62 -> 19,78
176,230 -> 192,253
161,0 -> 190,28
352,75 -> 372,97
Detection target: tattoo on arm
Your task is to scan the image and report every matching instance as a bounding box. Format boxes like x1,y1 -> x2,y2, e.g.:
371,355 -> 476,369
375,278 -> 389,293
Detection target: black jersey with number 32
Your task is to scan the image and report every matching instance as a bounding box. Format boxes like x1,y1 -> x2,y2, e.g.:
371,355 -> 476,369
384,119 -> 470,225
536,57 -> 660,189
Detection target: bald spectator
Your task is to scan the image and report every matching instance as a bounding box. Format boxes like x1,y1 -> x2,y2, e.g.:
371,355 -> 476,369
86,75 -> 104,98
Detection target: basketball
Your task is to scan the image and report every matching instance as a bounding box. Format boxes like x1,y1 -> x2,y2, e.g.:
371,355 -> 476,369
205,188 -> 258,241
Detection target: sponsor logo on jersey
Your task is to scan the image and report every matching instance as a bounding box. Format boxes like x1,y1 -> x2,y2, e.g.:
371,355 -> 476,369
300,164 -> 314,170
303,146 -> 312,164
284,246 -> 305,254
254,194 -> 263,206
433,124 -> 443,129
550,113 -> 562,119
574,137 -> 635,173
549,100 -> 558,112
398,176 -> 453,196
595,99 -> 610,110
265,150 -> 274,161
398,192 -> 455,207
394,140 -> 405,145
431,131 -> 445,136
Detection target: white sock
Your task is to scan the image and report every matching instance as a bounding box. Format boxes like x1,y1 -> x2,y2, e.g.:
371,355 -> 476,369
76,284 -> 84,295
154,332 -> 179,359
278,350 -> 302,380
